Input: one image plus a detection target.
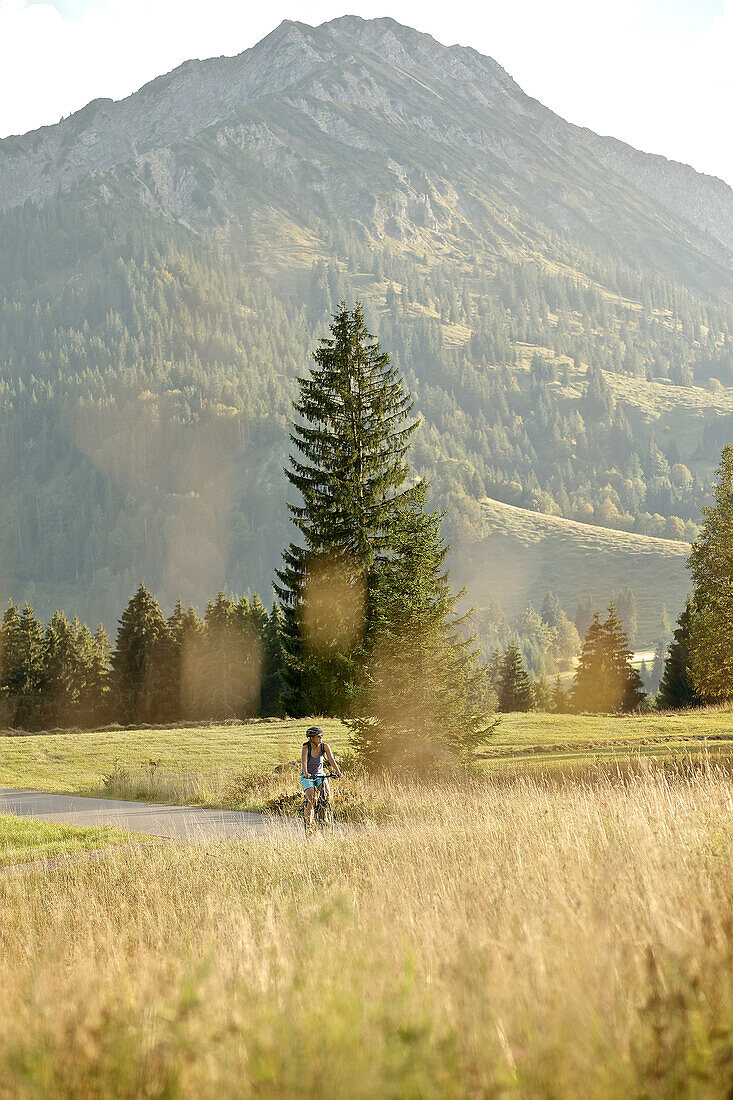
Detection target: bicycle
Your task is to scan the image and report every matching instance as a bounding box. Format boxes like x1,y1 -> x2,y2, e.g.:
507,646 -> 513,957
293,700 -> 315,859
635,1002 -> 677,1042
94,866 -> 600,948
302,774 -> 339,834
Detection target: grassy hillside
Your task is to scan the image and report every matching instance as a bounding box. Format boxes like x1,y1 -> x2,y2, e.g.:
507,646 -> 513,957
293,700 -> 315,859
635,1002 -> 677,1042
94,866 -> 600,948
455,497 -> 690,638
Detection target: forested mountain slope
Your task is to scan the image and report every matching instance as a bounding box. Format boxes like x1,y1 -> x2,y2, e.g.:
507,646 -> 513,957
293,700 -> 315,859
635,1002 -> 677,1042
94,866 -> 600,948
0,16 -> 731,628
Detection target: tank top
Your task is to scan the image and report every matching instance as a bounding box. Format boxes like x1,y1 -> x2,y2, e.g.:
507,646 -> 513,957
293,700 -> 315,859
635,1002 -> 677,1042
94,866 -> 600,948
303,741 -> 326,777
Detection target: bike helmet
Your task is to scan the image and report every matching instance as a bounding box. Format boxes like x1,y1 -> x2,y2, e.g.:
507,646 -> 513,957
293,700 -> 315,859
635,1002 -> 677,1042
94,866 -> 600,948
306,725 -> 324,738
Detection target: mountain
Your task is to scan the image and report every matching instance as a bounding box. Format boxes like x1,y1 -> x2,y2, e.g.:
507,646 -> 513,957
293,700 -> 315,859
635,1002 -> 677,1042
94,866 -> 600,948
0,16 -> 731,632
1,18 -> 732,273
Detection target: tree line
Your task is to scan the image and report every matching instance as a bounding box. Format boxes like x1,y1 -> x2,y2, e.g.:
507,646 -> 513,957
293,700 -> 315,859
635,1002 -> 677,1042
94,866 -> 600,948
2,307 -> 732,754
0,587 -> 284,730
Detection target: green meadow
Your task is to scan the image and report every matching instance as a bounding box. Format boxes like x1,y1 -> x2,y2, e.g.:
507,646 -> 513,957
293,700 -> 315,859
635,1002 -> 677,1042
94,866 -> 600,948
2,709 -> 733,814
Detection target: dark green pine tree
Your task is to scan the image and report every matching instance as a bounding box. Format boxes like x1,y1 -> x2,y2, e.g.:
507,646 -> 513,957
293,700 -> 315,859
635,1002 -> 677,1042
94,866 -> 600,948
41,611 -> 82,727
173,604 -> 206,720
533,673 -> 553,711
111,583 -> 173,724
603,603 -> 646,712
657,600 -> 700,710
349,483 -> 488,769
82,624 -> 113,726
275,302 -> 417,716
688,445 -> 733,699
649,641 -> 665,696
261,601 -> 285,717
238,593 -> 269,717
0,602 -> 22,726
166,598 -> 187,719
498,642 -> 534,713
0,604 -> 46,729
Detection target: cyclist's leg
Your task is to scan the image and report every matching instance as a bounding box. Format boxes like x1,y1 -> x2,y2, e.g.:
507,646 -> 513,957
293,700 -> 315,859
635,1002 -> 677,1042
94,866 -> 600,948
322,777 -> 331,804
305,787 -> 316,826
301,778 -> 317,827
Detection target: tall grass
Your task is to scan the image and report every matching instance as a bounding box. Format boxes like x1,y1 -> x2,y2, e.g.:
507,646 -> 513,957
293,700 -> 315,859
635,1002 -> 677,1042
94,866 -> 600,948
2,765 -> 733,1097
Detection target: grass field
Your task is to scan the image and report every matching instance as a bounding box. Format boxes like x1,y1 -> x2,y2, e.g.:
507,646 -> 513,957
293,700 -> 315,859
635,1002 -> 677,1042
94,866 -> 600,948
0,813 -> 135,869
2,766 -> 733,1096
3,710 -> 733,817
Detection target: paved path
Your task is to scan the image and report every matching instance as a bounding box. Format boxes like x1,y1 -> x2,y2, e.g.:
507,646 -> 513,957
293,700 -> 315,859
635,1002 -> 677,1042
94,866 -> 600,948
0,788 -> 295,840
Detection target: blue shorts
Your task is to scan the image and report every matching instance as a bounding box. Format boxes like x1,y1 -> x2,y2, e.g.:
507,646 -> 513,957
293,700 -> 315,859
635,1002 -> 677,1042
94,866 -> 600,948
300,775 -> 326,792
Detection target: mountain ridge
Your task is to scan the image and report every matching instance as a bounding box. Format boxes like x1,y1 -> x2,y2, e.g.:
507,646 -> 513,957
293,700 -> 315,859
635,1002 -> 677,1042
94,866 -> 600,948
0,15 -> 730,271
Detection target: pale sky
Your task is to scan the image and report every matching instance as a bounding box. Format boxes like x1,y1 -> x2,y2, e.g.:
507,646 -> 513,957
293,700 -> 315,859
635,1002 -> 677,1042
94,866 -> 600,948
0,0 -> 731,185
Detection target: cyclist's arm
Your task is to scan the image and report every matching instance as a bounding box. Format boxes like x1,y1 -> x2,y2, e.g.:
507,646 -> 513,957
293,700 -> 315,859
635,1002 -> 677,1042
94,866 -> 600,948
301,744 -> 308,777
324,742 -> 342,776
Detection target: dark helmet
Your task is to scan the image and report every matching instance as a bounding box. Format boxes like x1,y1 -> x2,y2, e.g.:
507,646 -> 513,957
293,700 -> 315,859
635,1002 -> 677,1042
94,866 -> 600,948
306,725 -> 324,739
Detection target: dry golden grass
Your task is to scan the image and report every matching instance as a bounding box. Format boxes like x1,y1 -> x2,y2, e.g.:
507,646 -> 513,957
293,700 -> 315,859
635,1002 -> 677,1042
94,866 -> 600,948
2,762 -> 733,1097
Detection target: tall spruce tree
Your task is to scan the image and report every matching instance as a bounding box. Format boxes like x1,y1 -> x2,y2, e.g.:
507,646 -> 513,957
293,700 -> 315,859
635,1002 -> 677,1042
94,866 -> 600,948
657,599 -> 701,709
348,483 -> 487,768
2,604 -> 46,729
111,583 -> 172,723
175,604 -> 206,720
83,624 -> 113,726
498,643 -> 534,712
261,600 -> 285,717
41,611 -> 82,727
275,302 -> 417,716
688,445 -> 733,700
0,602 -> 22,726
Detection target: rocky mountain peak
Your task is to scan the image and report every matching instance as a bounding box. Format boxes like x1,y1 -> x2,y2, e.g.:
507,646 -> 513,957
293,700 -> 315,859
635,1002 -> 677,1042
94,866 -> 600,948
0,15 -> 730,268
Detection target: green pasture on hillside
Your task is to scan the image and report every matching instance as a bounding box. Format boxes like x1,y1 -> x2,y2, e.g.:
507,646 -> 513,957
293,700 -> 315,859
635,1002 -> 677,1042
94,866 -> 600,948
2,711 -> 733,802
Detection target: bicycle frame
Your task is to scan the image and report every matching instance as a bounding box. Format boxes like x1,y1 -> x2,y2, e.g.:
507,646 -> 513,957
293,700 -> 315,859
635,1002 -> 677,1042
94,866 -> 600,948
302,774 -> 338,831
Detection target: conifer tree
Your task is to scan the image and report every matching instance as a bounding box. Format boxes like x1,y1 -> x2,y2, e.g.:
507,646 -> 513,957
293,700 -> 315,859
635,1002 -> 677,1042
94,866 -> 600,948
276,302 -> 417,715
2,604 -> 46,728
604,603 -> 646,711
166,599 -> 187,719
551,675 -> 568,713
533,673 -> 553,711
571,612 -> 608,712
261,601 -> 285,716
0,602 -> 22,726
349,484 -> 487,768
487,648 -> 503,693
498,642 -> 534,712
111,583 -> 172,723
657,600 -> 700,709
649,641 -> 665,696
174,604 -> 206,720
83,624 -> 113,726
41,611 -> 82,727
195,593 -> 263,719
571,605 -> 645,712
688,445 -> 733,699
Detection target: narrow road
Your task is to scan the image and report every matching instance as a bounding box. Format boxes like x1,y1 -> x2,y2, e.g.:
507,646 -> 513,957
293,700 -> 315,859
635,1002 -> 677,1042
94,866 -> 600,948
0,788 -> 293,840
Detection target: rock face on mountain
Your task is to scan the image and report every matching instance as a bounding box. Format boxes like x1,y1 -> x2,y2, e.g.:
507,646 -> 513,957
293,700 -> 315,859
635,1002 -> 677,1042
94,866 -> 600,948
0,16 -> 730,290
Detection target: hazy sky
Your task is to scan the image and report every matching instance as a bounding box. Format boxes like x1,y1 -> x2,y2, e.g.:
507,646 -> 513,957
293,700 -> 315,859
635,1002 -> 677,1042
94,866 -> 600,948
0,0 -> 731,185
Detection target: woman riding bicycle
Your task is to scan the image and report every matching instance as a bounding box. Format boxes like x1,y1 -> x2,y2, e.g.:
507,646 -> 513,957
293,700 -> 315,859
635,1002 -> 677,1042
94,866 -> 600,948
301,726 -> 342,829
